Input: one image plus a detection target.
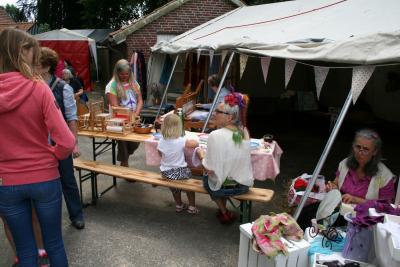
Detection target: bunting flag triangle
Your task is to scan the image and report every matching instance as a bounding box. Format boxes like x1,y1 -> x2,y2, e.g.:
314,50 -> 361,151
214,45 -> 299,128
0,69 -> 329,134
196,50 -> 201,63
221,51 -> 228,67
209,50 -> 214,67
314,66 -> 329,99
285,59 -> 296,88
239,54 -> 249,80
351,66 -> 375,104
260,57 -> 271,84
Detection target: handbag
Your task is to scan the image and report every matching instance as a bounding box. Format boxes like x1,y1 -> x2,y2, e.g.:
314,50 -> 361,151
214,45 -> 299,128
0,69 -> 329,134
342,213 -> 373,262
288,173 -> 326,207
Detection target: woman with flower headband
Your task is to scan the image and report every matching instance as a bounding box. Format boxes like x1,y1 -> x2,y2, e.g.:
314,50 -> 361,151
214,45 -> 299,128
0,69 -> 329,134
297,128 -> 396,229
197,92 -> 254,224
107,59 -> 143,168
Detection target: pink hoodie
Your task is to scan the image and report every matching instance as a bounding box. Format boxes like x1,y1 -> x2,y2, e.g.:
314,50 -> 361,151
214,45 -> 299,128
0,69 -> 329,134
0,72 -> 75,186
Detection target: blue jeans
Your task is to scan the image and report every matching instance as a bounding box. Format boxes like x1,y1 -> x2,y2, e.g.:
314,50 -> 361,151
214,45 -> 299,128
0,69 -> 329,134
0,179 -> 68,267
203,176 -> 249,200
59,155 -> 83,222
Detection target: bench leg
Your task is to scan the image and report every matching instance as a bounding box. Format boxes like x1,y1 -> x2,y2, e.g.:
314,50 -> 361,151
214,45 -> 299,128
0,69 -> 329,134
78,169 -> 83,205
240,200 -> 252,223
88,172 -> 97,205
76,168 -> 97,207
112,140 -> 117,186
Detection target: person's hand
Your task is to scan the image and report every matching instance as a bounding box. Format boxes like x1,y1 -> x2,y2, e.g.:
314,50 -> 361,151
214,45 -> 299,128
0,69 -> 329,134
195,103 -> 203,108
196,148 -> 205,160
73,144 -> 81,158
342,193 -> 354,204
326,181 -> 338,192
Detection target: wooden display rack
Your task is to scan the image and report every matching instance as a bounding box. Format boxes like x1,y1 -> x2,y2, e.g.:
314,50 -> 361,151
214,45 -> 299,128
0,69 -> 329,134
77,98 -> 110,132
105,107 -> 139,135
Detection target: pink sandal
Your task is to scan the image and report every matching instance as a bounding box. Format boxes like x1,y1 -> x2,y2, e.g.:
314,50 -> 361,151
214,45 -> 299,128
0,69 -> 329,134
187,206 -> 200,215
175,203 -> 188,213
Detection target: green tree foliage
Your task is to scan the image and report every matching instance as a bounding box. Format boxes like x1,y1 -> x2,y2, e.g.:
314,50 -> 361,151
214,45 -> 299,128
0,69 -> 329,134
2,4 -> 28,22
12,0 -> 289,31
141,0 -> 169,15
17,0 -> 84,29
79,0 -> 146,29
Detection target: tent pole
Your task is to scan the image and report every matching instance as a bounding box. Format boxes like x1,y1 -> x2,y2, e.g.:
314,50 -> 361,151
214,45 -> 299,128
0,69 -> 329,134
293,89 -> 353,220
201,51 -> 235,133
155,54 -> 179,118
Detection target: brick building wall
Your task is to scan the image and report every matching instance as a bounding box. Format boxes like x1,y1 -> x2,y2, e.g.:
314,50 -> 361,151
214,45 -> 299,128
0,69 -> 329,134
125,0 -> 238,63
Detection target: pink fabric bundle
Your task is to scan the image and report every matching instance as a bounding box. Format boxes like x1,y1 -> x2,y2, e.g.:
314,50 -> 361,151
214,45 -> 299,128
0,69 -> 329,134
251,213 -> 303,258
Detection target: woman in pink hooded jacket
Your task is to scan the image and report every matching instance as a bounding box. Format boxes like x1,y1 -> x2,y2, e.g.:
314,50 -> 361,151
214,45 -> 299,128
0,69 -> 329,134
0,28 -> 75,266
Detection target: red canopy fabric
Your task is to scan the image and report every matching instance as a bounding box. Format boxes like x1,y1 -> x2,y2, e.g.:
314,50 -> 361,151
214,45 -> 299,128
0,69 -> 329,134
40,40 -> 91,91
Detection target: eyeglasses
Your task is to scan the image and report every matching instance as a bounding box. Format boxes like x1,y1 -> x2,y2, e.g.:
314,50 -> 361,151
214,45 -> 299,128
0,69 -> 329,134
353,144 -> 372,155
214,109 -> 230,115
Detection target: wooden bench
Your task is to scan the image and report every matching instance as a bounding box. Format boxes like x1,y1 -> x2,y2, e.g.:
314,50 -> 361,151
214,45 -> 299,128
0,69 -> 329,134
74,158 -> 274,223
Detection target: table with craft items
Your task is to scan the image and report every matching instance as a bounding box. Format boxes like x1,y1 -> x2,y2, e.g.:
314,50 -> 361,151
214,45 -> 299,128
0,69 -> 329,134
77,130 -> 283,202
144,132 -> 283,181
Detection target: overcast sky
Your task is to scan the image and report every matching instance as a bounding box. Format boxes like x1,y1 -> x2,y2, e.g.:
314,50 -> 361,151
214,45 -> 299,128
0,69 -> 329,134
1,0 -> 19,6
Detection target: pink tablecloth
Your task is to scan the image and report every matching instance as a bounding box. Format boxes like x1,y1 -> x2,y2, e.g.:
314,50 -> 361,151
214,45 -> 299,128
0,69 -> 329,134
144,137 -> 283,181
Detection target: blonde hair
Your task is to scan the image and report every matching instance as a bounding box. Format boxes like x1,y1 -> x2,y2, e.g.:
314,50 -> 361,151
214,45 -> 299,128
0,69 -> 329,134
0,28 -> 39,79
161,113 -> 182,139
112,59 -> 136,100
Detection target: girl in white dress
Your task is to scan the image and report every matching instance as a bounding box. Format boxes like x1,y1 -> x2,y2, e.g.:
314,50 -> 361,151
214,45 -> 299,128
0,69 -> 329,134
157,114 -> 200,214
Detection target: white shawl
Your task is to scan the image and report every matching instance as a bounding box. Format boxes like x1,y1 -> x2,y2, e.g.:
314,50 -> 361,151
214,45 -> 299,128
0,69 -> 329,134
202,128 -> 254,191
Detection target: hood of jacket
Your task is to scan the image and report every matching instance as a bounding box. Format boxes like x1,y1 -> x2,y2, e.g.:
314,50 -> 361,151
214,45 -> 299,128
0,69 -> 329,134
0,72 -> 38,114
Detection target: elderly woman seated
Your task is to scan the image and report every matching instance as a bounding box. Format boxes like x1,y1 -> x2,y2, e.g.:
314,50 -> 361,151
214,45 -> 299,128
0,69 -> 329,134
298,128 -> 396,229
197,93 -> 253,224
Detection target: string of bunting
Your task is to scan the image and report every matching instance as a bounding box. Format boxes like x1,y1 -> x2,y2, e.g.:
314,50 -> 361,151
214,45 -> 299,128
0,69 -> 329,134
189,50 -> 398,103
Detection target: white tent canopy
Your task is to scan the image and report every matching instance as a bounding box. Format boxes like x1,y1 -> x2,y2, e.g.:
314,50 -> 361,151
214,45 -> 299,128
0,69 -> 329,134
152,0 -> 400,64
35,28 -> 99,75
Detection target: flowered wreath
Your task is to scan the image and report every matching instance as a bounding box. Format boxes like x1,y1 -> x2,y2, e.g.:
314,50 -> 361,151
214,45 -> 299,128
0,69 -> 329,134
224,93 -> 246,145
224,92 -> 245,108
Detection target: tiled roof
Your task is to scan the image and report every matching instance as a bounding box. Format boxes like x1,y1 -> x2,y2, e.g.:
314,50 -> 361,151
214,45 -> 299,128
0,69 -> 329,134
0,7 -> 15,24
0,7 -> 35,33
0,22 -> 35,32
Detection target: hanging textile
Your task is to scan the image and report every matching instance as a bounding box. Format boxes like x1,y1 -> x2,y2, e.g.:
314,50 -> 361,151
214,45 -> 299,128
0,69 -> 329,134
130,51 -> 148,100
159,54 -> 173,85
209,55 -> 221,75
183,53 -> 207,91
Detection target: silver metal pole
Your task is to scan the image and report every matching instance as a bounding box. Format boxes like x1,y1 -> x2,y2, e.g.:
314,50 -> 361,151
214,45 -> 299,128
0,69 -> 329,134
155,55 -> 179,118
293,89 -> 353,220
201,51 -> 235,133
